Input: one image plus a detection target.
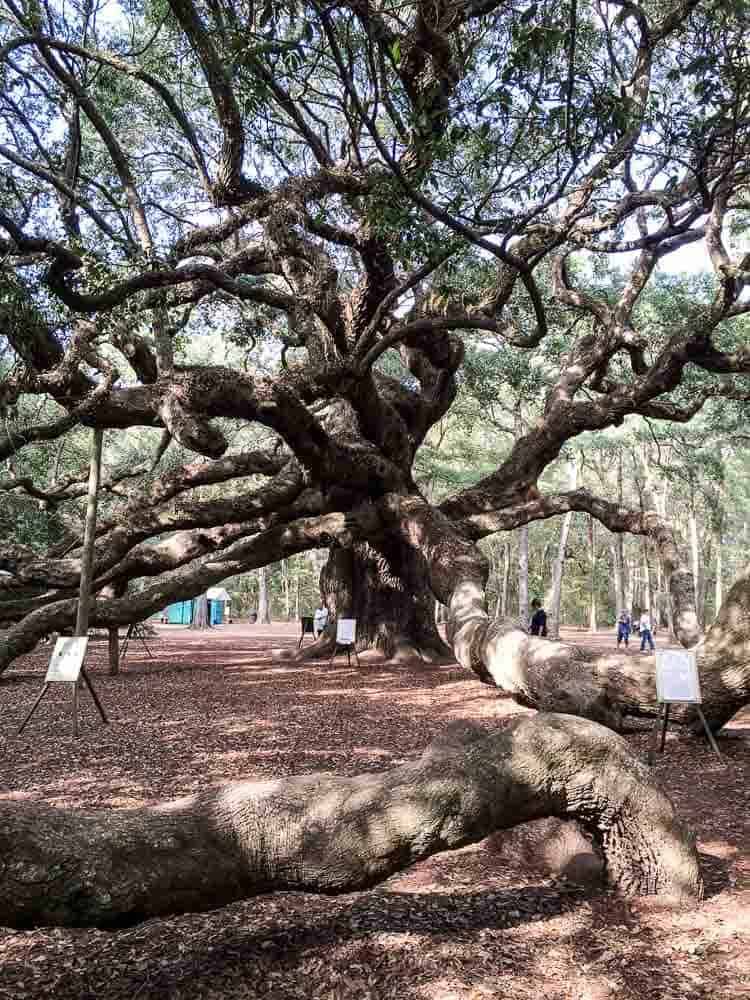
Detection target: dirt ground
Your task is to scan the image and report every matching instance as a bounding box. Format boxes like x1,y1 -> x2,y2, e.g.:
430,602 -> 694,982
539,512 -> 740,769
0,622 -> 748,1000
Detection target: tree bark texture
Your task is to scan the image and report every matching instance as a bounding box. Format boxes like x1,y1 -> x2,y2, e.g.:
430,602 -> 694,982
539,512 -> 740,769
517,525 -> 529,627
0,714 -> 700,929
189,594 -> 211,629
257,566 -> 271,624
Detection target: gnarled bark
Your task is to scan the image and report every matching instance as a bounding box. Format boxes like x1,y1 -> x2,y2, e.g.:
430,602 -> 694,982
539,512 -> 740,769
0,714 -> 700,929
291,540 -> 452,664
341,540 -> 451,661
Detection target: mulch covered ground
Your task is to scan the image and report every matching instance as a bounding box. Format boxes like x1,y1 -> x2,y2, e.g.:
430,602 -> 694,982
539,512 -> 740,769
0,623 -> 748,1000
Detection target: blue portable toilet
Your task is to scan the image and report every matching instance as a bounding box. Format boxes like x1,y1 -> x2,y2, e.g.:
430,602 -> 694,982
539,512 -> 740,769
166,600 -> 194,624
206,587 -> 230,625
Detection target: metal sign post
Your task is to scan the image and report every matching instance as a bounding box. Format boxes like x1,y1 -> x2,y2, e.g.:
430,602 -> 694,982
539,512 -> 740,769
648,649 -> 722,764
119,622 -> 154,662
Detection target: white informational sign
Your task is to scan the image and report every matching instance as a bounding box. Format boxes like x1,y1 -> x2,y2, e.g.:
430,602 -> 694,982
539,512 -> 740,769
655,648 -> 702,703
45,636 -> 89,683
336,618 -> 357,645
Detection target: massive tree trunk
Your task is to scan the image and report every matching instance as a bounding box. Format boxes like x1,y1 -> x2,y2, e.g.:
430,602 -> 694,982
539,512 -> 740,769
0,713 -> 700,929
346,541 -> 450,661
296,541 -> 452,663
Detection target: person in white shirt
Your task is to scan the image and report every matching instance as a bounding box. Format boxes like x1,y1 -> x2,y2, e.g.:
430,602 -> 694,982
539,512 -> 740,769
639,611 -> 654,652
313,604 -> 329,638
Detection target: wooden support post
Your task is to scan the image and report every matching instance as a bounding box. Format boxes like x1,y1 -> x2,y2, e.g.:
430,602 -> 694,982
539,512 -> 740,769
108,627 -> 120,676
75,428 -> 104,638
73,428 -> 107,736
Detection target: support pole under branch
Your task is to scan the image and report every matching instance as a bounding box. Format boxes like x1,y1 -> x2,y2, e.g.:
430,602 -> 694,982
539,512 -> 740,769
75,428 -> 104,637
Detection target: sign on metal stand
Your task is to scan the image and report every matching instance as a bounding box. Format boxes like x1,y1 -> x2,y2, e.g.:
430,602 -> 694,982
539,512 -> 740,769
18,429 -> 109,737
648,648 -> 722,764
18,637 -> 108,735
328,618 -> 362,669
120,622 -> 154,662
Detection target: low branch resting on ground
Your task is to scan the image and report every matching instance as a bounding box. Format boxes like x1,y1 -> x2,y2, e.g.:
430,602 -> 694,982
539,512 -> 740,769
0,714 -> 701,929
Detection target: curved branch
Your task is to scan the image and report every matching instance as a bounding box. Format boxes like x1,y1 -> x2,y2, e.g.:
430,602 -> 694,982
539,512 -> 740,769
47,258 -> 295,315
0,34 -> 212,194
0,714 -> 699,928
0,412 -> 78,462
167,0 -> 266,204
2,463 -> 309,590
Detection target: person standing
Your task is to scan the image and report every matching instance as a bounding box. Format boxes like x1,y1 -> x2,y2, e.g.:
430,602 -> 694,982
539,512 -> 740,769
616,609 -> 631,648
529,598 -> 548,636
313,603 -> 329,639
639,610 -> 655,652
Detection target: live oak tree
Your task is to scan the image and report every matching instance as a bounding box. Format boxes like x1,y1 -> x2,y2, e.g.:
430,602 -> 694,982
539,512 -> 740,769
2,0 -> 750,730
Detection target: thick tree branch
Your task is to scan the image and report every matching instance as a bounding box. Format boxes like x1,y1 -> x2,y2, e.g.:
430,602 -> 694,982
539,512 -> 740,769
0,714 -> 699,928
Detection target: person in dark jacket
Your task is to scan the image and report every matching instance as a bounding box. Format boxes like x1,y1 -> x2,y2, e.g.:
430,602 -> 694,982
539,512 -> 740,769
529,598 -> 548,636
616,609 -> 631,648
